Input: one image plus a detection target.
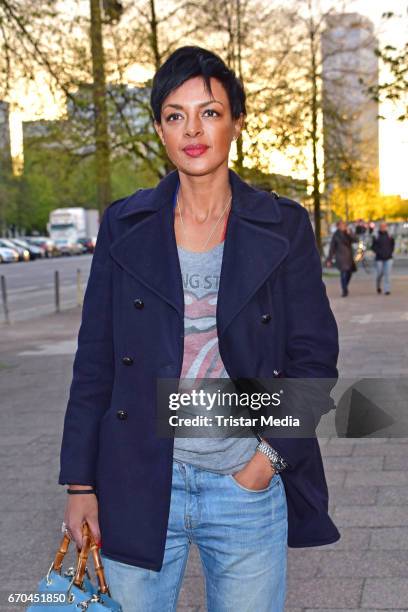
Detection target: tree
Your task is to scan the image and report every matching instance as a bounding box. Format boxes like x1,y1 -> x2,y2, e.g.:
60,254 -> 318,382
266,1 -> 380,252
364,8 -> 408,122
0,0 -> 127,214
329,171 -> 408,221
185,0 -> 297,175
1,0 -> 379,243
90,0 -> 112,212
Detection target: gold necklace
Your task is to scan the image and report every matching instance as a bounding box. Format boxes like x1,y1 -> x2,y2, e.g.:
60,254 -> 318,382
176,190 -> 232,251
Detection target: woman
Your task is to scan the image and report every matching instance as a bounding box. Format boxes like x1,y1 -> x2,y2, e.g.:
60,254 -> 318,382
327,219 -> 358,297
59,46 -> 340,612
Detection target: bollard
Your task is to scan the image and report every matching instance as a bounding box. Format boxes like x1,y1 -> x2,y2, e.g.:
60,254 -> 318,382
76,268 -> 83,306
55,270 -> 60,313
1,275 -> 10,324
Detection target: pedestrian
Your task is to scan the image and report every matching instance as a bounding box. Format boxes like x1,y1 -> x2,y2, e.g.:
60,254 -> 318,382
355,218 -> 367,237
326,220 -> 358,297
59,45 -> 340,612
371,221 -> 395,295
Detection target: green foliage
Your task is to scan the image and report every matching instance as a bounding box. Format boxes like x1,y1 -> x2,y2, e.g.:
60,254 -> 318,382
1,144 -> 161,234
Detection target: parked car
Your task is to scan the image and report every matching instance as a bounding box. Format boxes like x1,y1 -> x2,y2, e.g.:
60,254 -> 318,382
53,238 -> 86,256
77,236 -> 96,254
8,238 -> 45,260
0,246 -> 19,263
24,236 -> 60,257
0,239 -> 30,262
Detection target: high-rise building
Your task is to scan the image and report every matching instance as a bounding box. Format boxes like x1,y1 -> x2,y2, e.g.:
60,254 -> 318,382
23,83 -> 155,158
321,13 -> 379,193
0,100 -> 12,173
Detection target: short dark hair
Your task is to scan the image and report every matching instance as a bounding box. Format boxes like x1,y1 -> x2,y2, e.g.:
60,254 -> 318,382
150,45 -> 246,123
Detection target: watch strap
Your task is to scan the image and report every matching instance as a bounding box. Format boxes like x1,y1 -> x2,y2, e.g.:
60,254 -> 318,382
256,440 -> 288,473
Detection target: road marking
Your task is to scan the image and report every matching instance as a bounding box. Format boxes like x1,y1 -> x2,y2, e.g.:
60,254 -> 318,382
351,312 -> 408,323
18,339 -> 78,356
351,314 -> 373,324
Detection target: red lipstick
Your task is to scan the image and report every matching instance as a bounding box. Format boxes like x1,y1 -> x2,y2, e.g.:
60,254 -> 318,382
183,144 -> 209,157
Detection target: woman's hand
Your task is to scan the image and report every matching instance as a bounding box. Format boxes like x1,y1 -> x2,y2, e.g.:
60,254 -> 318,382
63,486 -> 101,550
231,451 -> 275,490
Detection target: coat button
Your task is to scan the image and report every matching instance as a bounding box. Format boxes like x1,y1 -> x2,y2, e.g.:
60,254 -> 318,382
121,356 -> 134,366
261,313 -> 272,324
133,298 -> 144,309
116,410 -> 128,420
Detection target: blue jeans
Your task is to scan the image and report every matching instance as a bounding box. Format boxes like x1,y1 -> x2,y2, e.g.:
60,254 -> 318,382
376,259 -> 393,292
340,269 -> 352,294
101,459 -> 288,612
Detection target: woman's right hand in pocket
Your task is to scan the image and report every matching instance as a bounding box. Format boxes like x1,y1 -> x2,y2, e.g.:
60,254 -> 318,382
63,486 -> 101,551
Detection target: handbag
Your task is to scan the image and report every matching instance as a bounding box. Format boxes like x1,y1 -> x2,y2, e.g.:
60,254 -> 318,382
27,521 -> 122,611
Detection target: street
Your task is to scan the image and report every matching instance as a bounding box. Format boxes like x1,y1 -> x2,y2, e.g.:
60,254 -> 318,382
0,267 -> 407,611
0,255 -> 92,323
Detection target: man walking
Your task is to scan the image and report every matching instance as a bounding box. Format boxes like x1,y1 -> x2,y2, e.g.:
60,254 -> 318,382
371,222 -> 395,295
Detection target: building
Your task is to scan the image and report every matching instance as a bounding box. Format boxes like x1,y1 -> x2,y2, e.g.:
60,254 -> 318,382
22,83 -> 156,159
0,100 -> 12,173
321,13 -> 379,194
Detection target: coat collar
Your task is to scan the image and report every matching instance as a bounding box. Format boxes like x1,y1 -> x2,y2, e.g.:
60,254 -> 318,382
115,168 -> 282,223
109,168 -> 289,338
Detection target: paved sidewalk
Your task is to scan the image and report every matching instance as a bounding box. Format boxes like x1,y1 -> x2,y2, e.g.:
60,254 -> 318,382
0,269 -> 407,611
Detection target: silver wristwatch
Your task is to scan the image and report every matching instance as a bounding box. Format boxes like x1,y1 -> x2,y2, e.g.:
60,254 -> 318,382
256,440 -> 288,473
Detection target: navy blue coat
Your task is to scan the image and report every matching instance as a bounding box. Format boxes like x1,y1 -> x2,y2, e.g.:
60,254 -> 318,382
59,168 -> 341,571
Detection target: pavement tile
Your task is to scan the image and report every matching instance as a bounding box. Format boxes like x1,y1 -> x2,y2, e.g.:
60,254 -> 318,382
323,456 -> 384,471
314,550 -> 408,578
177,576 -> 206,608
324,470 -> 347,486
376,487 -> 408,505
384,454 -> 408,469
322,443 -> 355,457
1,266 -> 408,612
305,609 -> 407,612
361,577 -> 408,609
287,549 -> 322,578
322,527 -> 371,551
352,443 -> 408,456
370,528 -> 408,550
184,545 -> 204,577
333,505 -> 408,527
326,437 -> 356,446
329,485 -> 378,505
344,471 -> 408,486
285,577 -> 364,608
351,438 -> 390,445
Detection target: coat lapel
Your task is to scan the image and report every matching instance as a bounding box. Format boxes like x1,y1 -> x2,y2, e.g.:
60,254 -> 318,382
109,168 -> 289,337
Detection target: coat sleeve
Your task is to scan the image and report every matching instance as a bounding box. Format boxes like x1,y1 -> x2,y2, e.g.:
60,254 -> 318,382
327,233 -> 336,262
58,206 -> 114,486
263,207 -> 339,469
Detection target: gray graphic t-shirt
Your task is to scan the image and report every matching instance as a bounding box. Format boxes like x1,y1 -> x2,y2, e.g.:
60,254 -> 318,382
173,241 -> 258,473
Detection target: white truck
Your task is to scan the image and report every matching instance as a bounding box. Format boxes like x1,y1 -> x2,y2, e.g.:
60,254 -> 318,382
47,207 -> 100,255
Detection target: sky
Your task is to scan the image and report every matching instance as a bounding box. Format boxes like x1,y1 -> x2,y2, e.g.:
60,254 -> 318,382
339,0 -> 408,197
6,0 -> 408,198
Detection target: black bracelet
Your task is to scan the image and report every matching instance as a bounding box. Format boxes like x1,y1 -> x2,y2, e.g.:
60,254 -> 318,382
67,488 -> 97,495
